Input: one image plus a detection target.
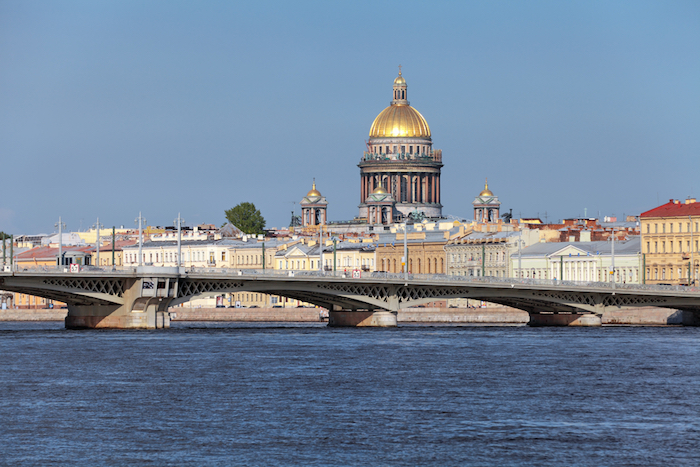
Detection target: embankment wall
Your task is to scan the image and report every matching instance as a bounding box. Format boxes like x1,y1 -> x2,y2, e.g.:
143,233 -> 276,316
0,306 -> 688,326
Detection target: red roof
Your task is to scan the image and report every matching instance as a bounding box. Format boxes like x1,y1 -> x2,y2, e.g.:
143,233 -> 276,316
640,200 -> 700,218
16,245 -> 94,261
99,239 -> 137,251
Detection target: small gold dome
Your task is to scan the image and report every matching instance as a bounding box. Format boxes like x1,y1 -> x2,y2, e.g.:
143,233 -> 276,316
369,105 -> 431,138
479,179 -> 493,197
372,183 -> 387,194
307,181 -> 321,197
394,73 -> 406,85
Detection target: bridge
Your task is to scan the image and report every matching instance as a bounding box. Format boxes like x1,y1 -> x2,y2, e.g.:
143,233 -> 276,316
2,266 -> 700,328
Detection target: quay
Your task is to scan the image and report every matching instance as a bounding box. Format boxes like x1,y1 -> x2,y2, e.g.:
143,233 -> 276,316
0,305 -> 688,327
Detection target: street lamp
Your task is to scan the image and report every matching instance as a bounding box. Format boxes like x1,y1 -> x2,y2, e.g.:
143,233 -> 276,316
135,212 -> 146,266
402,217 -> 414,280
55,217 -> 66,267
518,228 -> 523,279
609,229 -> 616,289
93,217 -> 103,267
690,215 -> 694,285
174,213 -> 185,268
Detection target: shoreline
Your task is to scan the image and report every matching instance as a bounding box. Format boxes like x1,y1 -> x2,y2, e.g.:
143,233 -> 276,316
0,306 -> 686,326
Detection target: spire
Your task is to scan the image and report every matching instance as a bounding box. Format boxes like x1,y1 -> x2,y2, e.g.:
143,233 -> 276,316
392,65 -> 408,105
479,178 -> 494,197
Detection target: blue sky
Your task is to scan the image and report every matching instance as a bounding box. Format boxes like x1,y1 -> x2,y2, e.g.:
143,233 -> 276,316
1,0 -> 698,234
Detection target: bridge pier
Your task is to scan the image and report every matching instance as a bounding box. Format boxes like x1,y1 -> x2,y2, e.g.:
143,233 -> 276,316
528,313 -> 602,327
328,310 -> 397,327
682,311 -> 700,326
65,276 -> 174,329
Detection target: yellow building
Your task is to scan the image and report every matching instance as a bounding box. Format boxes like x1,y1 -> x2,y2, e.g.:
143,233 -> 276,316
640,198 -> 700,284
375,227 -> 454,275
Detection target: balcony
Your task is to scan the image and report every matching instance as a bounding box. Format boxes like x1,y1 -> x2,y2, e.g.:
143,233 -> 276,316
361,150 -> 442,163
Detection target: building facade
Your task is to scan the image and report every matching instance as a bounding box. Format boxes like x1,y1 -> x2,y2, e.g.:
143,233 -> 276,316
358,69 -> 443,221
446,229 -> 540,278
513,238 -> 642,283
640,198 -> 700,284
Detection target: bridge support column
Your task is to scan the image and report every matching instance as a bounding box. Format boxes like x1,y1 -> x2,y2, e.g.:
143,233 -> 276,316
528,313 -> 602,327
328,310 -> 397,327
682,311 -> 700,326
65,278 -> 172,329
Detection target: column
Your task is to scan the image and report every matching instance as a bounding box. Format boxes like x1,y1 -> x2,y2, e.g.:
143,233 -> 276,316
434,174 -> 438,203
435,175 -> 440,204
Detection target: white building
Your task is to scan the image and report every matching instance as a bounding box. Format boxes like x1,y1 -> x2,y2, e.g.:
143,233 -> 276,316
512,237 -> 642,283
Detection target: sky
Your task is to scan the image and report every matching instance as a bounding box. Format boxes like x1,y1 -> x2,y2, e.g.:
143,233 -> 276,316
1,0 -> 698,235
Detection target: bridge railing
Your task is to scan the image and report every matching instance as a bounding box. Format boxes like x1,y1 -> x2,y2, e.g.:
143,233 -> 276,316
182,268 -> 698,293
5,265 -> 698,294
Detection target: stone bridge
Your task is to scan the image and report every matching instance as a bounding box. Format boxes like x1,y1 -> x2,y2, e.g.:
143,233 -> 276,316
2,266 -> 700,328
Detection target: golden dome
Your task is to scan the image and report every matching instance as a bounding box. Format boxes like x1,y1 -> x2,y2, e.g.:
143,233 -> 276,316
479,179 -> 493,197
394,73 -> 406,85
372,183 -> 388,194
307,181 -> 321,197
369,105 -> 431,138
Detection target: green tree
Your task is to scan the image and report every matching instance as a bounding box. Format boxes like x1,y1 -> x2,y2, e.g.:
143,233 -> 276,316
224,202 -> 266,235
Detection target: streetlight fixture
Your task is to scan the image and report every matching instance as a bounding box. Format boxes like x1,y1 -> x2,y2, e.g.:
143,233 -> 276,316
402,217 -> 414,280
174,213 -> 185,268
135,212 -> 146,266
93,217 -> 103,267
689,215 -> 694,285
609,229 -> 616,290
55,217 -> 66,267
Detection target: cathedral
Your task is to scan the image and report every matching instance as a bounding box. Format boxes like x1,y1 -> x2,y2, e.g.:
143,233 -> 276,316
357,68 -> 443,223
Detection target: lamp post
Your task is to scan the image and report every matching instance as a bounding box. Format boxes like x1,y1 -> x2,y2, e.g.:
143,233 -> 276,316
690,215 -> 694,285
319,223 -> 323,273
333,237 -> 337,273
111,227 -> 116,269
135,212 -> 146,266
174,213 -> 185,268
55,217 -> 66,267
93,217 -> 103,267
610,229 -> 616,290
402,218 -> 414,280
518,228 -> 523,279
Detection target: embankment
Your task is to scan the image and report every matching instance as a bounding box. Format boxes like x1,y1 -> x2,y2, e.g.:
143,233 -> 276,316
0,306 -> 688,326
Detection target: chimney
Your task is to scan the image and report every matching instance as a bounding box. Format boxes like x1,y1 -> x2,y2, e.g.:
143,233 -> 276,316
686,198 -> 697,204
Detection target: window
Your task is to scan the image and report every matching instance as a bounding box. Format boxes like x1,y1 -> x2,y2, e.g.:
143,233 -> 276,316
655,224 -> 658,233
670,224 -> 673,233
646,224 -> 650,234
663,224 -> 666,233
646,242 -> 650,253
655,242 -> 658,253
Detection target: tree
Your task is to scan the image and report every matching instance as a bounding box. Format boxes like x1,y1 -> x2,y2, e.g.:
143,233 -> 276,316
224,202 -> 266,235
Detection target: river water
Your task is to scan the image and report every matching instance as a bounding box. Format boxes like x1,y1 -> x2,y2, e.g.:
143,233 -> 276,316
0,322 -> 698,466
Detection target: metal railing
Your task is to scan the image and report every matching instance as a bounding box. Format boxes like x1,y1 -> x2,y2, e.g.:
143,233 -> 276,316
3,264 -> 699,294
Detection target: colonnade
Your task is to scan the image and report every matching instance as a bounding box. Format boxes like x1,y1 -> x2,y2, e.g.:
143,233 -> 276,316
361,172 -> 440,204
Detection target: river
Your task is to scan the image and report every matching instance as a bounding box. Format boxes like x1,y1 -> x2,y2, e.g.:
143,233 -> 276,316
0,322 -> 698,466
